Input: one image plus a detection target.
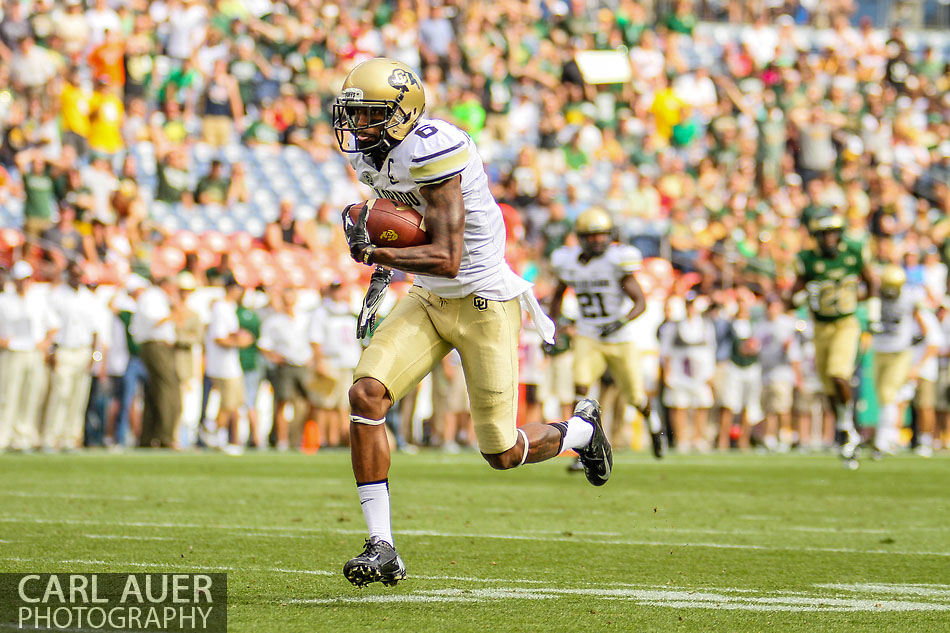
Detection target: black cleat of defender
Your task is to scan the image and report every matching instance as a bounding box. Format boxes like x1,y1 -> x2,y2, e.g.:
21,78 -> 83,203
650,429 -> 666,459
343,536 -> 407,587
573,398 -> 612,486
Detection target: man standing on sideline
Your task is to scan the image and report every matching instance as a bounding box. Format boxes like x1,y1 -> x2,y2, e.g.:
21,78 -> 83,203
205,278 -> 251,453
236,282 -> 263,448
131,276 -> 181,448
309,281 -> 361,448
258,286 -> 317,450
756,295 -> 802,452
43,262 -> 107,450
0,261 -> 58,450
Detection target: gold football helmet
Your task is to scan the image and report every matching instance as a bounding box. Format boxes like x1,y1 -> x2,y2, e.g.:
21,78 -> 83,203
333,58 -> 426,154
574,207 -> 614,257
880,264 -> 906,299
574,207 -> 614,235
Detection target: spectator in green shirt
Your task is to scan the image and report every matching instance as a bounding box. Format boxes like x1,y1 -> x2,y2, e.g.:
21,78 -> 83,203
155,147 -> 193,205
666,0 -> 697,36
195,160 -> 230,205
19,153 -> 56,238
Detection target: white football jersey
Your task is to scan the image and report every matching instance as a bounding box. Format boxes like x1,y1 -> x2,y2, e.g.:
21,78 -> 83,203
346,117 -> 528,301
550,243 -> 642,343
873,292 -> 917,353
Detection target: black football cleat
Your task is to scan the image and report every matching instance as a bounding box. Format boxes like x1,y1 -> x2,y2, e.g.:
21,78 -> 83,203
573,399 -> 612,486
650,429 -> 666,459
343,537 -> 407,587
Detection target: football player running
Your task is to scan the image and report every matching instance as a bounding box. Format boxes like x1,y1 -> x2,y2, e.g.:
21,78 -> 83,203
870,265 -> 916,457
334,58 -> 613,588
548,208 -> 665,461
788,210 -> 877,468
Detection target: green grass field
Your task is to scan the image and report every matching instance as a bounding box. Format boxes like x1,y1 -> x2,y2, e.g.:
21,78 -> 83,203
1,450 -> 949,632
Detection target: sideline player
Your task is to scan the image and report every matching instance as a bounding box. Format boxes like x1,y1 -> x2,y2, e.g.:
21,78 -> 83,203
333,58 -> 613,587
548,208 -> 665,460
788,210 -> 877,467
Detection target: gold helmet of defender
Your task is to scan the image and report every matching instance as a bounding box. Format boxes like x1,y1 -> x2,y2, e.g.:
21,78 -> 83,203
333,58 -> 426,154
574,207 -> 614,257
880,264 -> 906,299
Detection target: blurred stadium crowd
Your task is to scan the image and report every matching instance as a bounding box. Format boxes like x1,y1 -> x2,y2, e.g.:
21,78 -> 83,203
0,0 -> 949,454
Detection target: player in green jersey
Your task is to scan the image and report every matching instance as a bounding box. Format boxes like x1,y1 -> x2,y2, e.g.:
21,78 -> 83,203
788,210 -> 877,467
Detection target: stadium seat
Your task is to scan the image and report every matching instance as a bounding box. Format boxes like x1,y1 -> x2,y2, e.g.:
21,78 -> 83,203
228,231 -> 254,253
169,229 -> 200,252
200,230 -> 229,253
152,245 -> 186,276
246,248 -> 274,269
0,227 -> 24,250
243,217 -> 266,237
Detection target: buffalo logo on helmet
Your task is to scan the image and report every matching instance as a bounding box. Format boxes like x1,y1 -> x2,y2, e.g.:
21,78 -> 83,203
388,68 -> 418,90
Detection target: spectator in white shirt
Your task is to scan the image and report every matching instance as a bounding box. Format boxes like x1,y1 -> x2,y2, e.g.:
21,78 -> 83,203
85,0 -> 120,48
131,276 -> 181,448
205,280 -> 252,452
309,281 -> 361,448
42,263 -> 106,450
0,261 -> 58,450
258,287 -> 316,450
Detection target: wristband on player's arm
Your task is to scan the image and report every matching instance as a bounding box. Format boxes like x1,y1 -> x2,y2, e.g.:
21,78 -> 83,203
361,245 -> 376,265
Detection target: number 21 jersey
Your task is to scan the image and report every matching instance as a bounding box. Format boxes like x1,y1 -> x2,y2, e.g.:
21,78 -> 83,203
551,243 -> 642,343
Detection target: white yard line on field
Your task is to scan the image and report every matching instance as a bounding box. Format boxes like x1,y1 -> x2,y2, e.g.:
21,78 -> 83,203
82,534 -> 177,541
3,517 -> 949,558
4,555 -> 950,613
0,557 -> 236,571
0,557 -> 548,585
289,586 -> 950,612
815,583 -> 950,598
0,491 -> 155,502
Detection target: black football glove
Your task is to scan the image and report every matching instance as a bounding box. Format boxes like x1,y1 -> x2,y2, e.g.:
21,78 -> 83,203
357,266 -> 394,339
599,319 -> 626,338
342,202 -> 374,264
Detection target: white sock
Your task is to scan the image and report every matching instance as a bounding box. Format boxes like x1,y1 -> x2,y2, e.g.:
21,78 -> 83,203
835,401 -> 856,433
919,432 -> 933,448
357,481 -> 393,546
561,416 -> 594,450
876,403 -> 897,450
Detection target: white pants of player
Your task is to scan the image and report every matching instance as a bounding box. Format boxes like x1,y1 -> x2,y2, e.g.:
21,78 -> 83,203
0,349 -> 48,450
42,346 -> 93,449
721,363 -> 764,424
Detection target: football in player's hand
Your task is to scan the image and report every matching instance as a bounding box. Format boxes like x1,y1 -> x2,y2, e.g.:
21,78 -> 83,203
345,199 -> 430,248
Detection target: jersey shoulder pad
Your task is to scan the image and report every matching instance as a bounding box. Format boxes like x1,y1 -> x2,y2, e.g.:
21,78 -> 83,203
550,245 -> 579,276
607,243 -> 643,273
408,119 -> 471,186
